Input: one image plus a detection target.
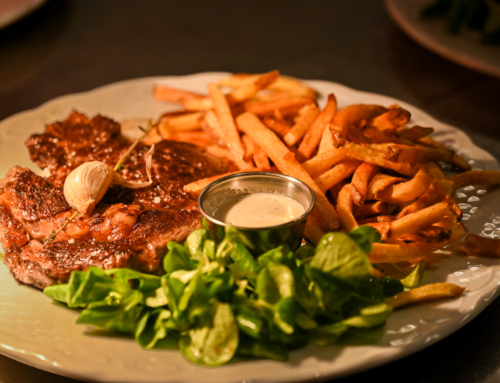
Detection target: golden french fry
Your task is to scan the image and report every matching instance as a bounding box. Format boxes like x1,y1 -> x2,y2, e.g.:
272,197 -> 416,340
449,170 -> 500,189
143,127 -> 163,145
398,125 -> 434,141
366,174 -> 406,201
158,111 -> 203,132
304,215 -> 326,246
236,111 -> 341,231
387,283 -> 465,309
331,104 -> 387,143
301,148 -> 347,178
182,97 -> 213,111
368,107 -> 411,131
205,145 -> 234,162
201,110 -> 226,147
375,166 -> 432,204
253,141 -> 271,169
363,126 -> 412,145
381,144 -> 453,164
389,202 -> 452,238
226,70 -> 279,105
157,129 -> 218,147
241,134 -> 256,162
317,124 -> 336,154
283,103 -> 320,146
183,167 -> 269,197
425,161 -> 445,179
351,162 -> 380,206
343,142 -> 418,176
262,116 -> 291,138
419,136 -> 471,170
314,159 -> 361,193
208,83 -> 251,170
243,96 -> 315,117
460,234 -> 500,257
154,86 -> 204,103
337,184 -> 358,231
369,223 -> 467,263
354,201 -> 387,218
218,74 -> 317,98
397,179 -> 455,218
297,94 -> 338,160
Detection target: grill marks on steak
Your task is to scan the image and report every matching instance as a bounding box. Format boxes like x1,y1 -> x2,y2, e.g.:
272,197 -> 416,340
1,111 -> 227,289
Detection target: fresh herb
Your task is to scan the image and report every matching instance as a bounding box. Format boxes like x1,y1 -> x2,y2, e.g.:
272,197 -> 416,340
44,223 -> 400,366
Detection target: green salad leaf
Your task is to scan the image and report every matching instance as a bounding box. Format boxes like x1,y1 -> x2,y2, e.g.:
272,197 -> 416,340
44,223 -> 394,366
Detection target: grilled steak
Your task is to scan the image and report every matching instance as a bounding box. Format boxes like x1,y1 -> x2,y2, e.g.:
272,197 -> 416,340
0,111 -> 227,289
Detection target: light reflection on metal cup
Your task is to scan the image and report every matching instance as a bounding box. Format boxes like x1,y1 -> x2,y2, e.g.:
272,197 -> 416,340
198,172 -> 315,253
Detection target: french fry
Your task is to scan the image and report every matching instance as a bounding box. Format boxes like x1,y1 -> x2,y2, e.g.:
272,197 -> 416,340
363,126 -> 412,145
389,202 -> 452,238
354,201 -> 387,218
157,111 -> 203,131
397,179 -> 455,218
226,70 -> 279,105
253,141 -> 271,169
241,134 -> 256,162
370,223 -> 467,263
157,129 -> 218,147
449,170 -> 500,189
425,161 -> 445,179
304,215 -> 326,246
366,174 -> 406,201
243,96 -> 315,117
236,111 -> 341,231
184,168 -> 270,197
218,73 -> 317,98
398,125 -> 434,141
205,145 -> 234,162
328,179 -> 347,204
208,83 -> 251,170
297,94 -> 338,160
317,125 -> 336,154
263,116 -> 291,138
368,107 -> 411,131
201,110 -> 226,147
343,142 -> 419,176
419,135 -> 471,170
283,103 -> 320,146
331,104 -> 387,143
381,144 -> 454,164
182,97 -> 213,111
301,148 -> 347,178
375,166 -> 432,203
154,85 -> 204,103
351,162 -> 380,206
460,234 -> 500,257
314,159 -> 361,193
143,127 -> 163,145
387,283 -> 465,309
337,184 -> 358,231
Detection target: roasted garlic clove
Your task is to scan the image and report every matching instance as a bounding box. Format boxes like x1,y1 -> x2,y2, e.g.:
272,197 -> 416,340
63,161 -> 114,216
63,145 -> 155,216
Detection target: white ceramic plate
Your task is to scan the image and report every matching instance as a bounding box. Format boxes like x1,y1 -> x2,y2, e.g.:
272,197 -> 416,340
0,0 -> 47,29
0,73 -> 500,383
385,0 -> 500,78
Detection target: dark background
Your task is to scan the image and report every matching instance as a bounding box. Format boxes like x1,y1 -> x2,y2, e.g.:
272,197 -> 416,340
1,1 -> 500,382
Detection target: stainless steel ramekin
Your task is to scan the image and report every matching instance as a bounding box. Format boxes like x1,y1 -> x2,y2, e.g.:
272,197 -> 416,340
198,172 -> 315,253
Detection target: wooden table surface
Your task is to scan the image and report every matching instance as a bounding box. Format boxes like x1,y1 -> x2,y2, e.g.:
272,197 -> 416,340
1,1 -> 500,382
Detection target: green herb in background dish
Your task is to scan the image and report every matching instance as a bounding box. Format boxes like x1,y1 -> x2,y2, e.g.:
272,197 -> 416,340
44,223 -> 403,366
421,0 -> 500,44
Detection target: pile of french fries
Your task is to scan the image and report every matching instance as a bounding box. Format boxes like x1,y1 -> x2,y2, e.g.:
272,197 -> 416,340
146,71 -> 500,307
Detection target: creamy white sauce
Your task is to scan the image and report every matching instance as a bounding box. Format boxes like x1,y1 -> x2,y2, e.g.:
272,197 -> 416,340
224,193 -> 305,228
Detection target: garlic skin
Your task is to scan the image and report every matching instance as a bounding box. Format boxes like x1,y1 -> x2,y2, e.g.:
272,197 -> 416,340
63,161 -> 114,216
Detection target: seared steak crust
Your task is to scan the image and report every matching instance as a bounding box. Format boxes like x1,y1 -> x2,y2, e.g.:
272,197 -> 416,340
1,111 -> 226,289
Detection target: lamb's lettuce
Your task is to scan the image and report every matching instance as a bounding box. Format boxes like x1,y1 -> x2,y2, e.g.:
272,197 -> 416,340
44,222 -> 398,366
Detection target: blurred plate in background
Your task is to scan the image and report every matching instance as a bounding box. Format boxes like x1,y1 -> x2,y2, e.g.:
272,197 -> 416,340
385,0 -> 500,78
